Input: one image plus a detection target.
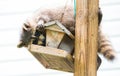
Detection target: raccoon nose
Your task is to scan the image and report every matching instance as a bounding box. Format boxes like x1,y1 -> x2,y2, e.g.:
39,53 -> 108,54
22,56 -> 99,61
17,41 -> 25,48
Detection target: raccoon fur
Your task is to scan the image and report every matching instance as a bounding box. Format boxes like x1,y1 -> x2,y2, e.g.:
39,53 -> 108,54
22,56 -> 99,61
17,5 -> 116,62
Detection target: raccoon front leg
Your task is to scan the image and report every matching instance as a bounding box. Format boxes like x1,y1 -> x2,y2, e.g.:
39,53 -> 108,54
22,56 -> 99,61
36,19 -> 45,31
36,15 -> 51,31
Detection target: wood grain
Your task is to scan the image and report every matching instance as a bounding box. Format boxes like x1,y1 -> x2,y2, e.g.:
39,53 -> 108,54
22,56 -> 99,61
74,0 -> 98,76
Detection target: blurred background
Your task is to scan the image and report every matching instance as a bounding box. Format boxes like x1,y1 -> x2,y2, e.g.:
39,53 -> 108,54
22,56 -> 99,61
0,0 -> 120,76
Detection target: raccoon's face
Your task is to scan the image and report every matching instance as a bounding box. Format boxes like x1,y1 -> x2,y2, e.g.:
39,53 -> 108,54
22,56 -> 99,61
17,23 -> 33,48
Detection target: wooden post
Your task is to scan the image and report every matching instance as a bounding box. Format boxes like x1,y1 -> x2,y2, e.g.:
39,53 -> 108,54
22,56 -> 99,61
74,0 -> 98,76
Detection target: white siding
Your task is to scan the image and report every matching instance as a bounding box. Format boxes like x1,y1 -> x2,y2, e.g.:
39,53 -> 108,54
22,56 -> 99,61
0,0 -> 119,76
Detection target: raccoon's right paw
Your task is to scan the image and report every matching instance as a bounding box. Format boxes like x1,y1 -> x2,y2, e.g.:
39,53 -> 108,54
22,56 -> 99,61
36,24 -> 44,31
36,20 -> 45,31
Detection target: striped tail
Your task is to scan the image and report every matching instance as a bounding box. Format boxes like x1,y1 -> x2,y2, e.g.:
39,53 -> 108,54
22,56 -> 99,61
98,28 -> 116,60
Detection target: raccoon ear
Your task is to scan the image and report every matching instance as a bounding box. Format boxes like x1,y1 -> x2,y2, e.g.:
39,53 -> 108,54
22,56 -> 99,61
22,23 -> 31,31
17,41 -> 25,48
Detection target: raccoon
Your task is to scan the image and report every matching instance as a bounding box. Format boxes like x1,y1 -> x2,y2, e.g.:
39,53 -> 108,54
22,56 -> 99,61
17,5 -> 116,62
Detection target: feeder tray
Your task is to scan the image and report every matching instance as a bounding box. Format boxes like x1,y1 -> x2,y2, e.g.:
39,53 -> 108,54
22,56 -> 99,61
28,20 -> 75,72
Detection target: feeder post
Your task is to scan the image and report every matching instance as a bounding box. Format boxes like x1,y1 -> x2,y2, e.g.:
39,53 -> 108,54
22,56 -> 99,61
74,0 -> 99,76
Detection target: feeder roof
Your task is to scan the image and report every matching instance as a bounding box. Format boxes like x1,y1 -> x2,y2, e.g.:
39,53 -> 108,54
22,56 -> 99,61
44,20 -> 75,39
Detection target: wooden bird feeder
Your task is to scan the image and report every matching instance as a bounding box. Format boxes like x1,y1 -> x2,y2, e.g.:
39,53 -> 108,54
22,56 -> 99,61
28,20 -> 75,72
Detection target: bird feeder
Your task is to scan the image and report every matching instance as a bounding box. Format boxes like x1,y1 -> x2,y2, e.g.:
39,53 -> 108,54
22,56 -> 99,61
28,20 -> 75,72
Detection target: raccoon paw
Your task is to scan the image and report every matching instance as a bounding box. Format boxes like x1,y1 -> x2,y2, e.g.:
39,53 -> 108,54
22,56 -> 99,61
37,19 -> 45,30
36,24 -> 45,32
